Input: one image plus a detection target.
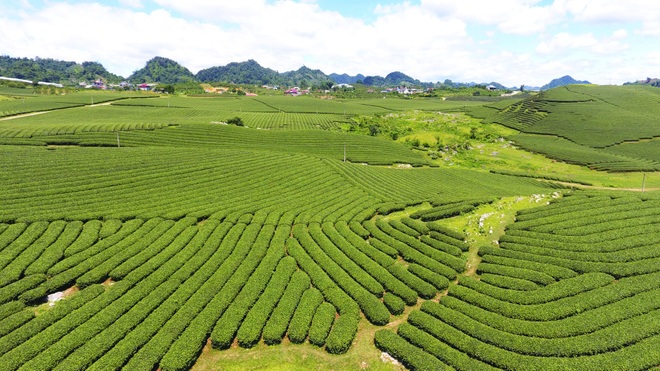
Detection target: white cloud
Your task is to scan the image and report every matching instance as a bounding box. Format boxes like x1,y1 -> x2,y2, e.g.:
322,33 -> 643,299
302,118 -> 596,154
420,0 -> 561,35
536,31 -> 628,55
119,0 -> 144,8
638,20 -> 660,36
556,0 -> 660,23
537,33 -> 597,54
555,0 -> 660,35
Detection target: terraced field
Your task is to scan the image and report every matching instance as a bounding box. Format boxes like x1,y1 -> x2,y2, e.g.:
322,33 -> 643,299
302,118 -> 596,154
376,192 -> 660,370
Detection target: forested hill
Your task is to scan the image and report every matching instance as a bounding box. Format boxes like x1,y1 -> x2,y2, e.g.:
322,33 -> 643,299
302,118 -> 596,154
196,60 -> 282,85
195,61 -> 335,88
128,57 -> 196,84
0,56 -> 124,84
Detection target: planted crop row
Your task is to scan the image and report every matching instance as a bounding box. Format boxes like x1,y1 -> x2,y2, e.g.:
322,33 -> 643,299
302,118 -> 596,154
363,220 -> 459,280
293,224 -> 389,325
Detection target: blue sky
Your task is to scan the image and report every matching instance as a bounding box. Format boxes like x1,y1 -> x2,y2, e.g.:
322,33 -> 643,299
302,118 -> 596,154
1,0 -> 659,86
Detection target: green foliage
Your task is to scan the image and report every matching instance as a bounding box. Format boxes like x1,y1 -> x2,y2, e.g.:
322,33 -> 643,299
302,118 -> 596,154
226,116 -> 244,126
308,302 -> 335,346
287,288 -> 324,344
262,270 -> 311,345
196,60 -> 283,85
382,293 -> 405,315
374,329 -> 449,370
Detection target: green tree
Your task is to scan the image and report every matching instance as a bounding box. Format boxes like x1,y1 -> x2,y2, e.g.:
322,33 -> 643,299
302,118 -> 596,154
227,117 -> 244,126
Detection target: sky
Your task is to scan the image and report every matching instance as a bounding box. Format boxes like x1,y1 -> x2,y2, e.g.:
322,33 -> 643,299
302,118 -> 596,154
1,0 -> 659,87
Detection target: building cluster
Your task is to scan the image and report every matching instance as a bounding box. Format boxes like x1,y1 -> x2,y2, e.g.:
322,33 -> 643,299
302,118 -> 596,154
380,86 -> 424,94
78,80 -> 156,91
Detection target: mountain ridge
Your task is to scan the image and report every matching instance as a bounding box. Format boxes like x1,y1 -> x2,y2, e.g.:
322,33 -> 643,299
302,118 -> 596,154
0,54 -> 604,90
540,75 -> 591,91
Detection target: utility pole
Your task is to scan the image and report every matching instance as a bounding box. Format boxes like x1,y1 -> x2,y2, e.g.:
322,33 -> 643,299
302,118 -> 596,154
343,143 -> 347,163
116,131 -> 120,148
642,173 -> 646,192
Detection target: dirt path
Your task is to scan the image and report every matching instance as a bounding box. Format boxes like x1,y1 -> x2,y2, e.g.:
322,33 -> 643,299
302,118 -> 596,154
0,111 -> 49,121
88,102 -> 113,107
0,101 -> 113,122
549,180 -> 660,192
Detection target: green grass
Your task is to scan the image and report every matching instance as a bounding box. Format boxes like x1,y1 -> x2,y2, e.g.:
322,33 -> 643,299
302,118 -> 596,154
193,318 -> 406,371
435,194 -> 558,276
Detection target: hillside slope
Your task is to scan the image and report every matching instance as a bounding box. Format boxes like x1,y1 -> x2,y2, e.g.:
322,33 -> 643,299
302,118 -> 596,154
467,85 -> 660,171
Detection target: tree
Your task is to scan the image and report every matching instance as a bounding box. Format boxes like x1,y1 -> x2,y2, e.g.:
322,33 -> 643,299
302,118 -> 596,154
159,84 -> 175,94
319,81 -> 334,90
520,84 -> 525,92
227,117 -> 244,126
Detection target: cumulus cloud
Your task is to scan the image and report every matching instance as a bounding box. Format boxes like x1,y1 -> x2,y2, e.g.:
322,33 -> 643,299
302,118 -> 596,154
420,0 -> 562,35
555,0 -> 660,35
536,30 -> 628,55
119,0 -> 144,8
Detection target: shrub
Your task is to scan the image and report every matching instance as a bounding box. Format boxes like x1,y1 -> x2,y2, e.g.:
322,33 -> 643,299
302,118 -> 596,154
308,302 -> 336,346
383,293 -> 405,315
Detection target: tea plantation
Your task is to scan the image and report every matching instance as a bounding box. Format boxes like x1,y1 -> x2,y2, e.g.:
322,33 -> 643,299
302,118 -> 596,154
0,88 -> 658,370
468,85 -> 660,171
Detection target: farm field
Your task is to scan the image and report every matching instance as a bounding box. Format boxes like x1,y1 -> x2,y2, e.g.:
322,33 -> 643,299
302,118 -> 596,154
0,87 -> 658,370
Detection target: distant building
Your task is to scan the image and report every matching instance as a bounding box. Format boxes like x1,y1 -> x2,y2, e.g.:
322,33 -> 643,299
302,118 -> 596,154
486,85 -> 498,91
38,81 -> 64,88
284,88 -> 301,96
138,83 -> 158,91
0,76 -> 32,84
332,83 -> 354,89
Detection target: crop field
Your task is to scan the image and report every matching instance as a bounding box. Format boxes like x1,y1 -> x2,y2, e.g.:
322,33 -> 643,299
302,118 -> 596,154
468,85 -> 660,171
0,87 -> 658,370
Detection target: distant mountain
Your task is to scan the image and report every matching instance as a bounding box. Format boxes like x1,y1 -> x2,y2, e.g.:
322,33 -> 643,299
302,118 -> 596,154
624,77 -> 660,87
0,55 -> 124,84
280,66 -> 334,88
329,73 -> 365,84
196,59 -> 282,85
128,56 -> 195,84
359,71 -> 422,87
540,75 -> 590,91
384,71 -> 421,86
